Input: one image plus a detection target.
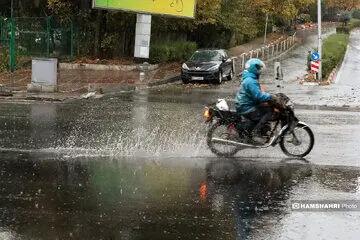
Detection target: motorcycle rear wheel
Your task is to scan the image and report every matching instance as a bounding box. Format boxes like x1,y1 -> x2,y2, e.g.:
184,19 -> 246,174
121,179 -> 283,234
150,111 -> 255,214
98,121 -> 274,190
207,122 -> 242,157
280,123 -> 314,158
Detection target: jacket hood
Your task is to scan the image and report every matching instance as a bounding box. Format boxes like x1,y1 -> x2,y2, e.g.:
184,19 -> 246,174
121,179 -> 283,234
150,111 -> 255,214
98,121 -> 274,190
242,70 -> 259,80
244,58 -> 265,78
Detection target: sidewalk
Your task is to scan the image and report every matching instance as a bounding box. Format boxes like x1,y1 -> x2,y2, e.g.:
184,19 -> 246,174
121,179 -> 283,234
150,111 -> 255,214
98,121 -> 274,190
228,22 -> 336,57
0,62 -> 181,102
229,33 -> 288,56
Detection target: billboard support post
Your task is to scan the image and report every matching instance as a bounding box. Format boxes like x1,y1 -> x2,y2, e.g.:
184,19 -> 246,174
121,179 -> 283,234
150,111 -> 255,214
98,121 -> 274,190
134,14 -> 152,59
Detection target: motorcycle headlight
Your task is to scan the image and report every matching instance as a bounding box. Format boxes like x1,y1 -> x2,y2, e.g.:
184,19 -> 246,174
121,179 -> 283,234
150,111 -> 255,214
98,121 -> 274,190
203,107 -> 213,122
208,64 -> 220,71
286,101 -> 295,110
182,63 -> 189,70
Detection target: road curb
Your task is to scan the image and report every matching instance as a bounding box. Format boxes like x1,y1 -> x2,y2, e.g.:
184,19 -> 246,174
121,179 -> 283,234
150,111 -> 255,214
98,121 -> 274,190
60,63 -> 159,72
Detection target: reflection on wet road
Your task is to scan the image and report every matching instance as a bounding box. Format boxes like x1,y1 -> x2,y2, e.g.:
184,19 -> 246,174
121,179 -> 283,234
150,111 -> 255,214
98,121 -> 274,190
0,153 -> 359,240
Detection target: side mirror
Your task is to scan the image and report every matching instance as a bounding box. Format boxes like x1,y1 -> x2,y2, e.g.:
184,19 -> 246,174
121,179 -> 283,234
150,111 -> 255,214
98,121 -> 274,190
222,57 -> 227,63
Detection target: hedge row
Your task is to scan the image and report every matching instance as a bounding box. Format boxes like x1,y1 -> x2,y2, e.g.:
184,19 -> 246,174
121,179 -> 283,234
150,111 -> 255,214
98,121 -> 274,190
149,41 -> 197,64
322,34 -> 349,79
352,9 -> 360,19
336,18 -> 360,34
349,18 -> 360,30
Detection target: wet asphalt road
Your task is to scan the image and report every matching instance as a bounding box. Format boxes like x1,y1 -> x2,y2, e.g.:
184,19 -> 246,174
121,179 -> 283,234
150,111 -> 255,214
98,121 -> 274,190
0,27 -> 359,240
0,87 -> 360,240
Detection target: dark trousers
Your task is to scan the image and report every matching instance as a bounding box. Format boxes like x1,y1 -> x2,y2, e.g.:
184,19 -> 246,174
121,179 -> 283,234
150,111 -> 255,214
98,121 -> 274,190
244,106 -> 273,134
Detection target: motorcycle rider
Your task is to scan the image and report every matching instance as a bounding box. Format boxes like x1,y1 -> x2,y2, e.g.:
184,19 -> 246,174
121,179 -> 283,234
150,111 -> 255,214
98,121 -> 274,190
235,58 -> 273,141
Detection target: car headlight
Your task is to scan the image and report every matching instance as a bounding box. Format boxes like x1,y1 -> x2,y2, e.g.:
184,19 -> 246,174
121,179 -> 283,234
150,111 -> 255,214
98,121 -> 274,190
182,63 -> 189,70
208,64 -> 220,71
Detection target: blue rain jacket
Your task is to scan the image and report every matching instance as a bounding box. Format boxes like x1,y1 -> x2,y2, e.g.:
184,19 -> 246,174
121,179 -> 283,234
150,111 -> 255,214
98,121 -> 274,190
235,70 -> 272,114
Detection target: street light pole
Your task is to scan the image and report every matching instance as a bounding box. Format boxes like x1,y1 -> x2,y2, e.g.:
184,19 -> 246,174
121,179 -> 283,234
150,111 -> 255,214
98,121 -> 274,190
264,13 -> 269,45
9,0 -> 15,73
317,0 -> 322,81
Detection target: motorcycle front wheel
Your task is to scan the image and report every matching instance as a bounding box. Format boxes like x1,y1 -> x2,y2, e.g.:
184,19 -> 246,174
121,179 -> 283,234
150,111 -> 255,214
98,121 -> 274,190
280,122 -> 314,158
207,122 -> 242,157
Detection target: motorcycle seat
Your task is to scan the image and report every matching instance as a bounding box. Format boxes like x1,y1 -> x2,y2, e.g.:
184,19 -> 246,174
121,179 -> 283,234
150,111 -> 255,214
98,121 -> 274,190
218,110 -> 249,121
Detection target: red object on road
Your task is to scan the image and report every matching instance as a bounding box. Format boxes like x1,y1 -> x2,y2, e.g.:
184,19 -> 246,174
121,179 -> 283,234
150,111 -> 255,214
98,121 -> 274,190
311,61 -> 320,73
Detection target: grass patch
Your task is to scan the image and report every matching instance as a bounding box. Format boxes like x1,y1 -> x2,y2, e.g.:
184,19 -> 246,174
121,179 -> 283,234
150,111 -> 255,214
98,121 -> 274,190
322,34 -> 349,79
349,18 -> 360,30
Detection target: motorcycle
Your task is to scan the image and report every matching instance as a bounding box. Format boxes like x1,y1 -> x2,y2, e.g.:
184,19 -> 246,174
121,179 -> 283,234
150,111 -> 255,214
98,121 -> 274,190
203,93 -> 314,158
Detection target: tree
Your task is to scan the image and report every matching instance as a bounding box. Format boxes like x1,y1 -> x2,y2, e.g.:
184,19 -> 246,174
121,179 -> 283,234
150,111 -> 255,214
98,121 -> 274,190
195,0 -> 222,25
256,0 -> 315,21
47,0 -> 74,23
325,0 -> 360,10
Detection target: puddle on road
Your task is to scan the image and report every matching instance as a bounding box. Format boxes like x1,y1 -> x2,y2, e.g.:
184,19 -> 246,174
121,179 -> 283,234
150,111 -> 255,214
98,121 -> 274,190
1,90 -> 360,239
0,153 -> 359,240
0,96 -> 209,158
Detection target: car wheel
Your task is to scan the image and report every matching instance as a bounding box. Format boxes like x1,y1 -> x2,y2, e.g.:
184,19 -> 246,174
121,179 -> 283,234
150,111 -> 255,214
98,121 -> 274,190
215,71 -> 223,84
227,69 -> 234,81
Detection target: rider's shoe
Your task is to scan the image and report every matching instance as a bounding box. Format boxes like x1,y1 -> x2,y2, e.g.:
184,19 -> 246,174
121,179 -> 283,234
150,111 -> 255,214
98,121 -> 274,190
251,131 -> 268,145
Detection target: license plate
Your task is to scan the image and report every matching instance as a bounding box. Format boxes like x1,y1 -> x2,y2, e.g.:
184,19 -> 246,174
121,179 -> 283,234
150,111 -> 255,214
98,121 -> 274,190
192,76 -> 204,80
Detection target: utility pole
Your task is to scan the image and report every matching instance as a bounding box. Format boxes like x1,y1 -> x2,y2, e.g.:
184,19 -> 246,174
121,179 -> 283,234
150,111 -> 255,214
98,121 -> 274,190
317,0 -> 322,81
10,0 -> 15,90
9,0 -> 15,72
264,13 -> 269,45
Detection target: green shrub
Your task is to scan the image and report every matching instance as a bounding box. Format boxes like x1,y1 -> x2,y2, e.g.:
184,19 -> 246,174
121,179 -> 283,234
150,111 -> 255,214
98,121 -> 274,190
336,26 -> 350,34
336,19 -> 360,34
183,42 -> 198,59
352,9 -> 360,19
322,34 -> 349,79
297,13 -> 311,24
349,18 -> 360,30
149,41 -> 197,63
0,49 -> 9,72
100,33 -> 122,57
339,12 -> 351,26
149,45 -> 170,63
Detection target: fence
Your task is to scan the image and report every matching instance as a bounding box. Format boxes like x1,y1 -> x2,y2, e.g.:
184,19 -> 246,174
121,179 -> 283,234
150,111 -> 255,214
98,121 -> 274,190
233,33 -> 297,74
0,16 -> 75,71
0,17 -> 14,71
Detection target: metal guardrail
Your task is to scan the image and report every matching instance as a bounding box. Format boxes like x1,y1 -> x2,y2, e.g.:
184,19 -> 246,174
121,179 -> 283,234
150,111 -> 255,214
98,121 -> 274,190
232,33 -> 297,74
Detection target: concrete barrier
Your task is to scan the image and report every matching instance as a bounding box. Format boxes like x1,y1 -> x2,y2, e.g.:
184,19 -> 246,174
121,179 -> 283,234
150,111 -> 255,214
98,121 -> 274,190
59,63 -> 159,72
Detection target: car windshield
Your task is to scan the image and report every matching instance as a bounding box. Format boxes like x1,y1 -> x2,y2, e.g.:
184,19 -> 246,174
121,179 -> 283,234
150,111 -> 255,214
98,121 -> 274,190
189,51 -> 222,62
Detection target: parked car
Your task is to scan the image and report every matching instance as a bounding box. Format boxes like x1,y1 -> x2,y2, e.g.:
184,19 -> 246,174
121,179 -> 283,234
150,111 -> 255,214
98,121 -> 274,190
181,49 -> 234,84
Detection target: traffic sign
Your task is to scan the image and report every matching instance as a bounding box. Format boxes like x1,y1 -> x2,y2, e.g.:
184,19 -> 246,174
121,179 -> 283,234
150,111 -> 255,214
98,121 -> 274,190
311,52 -> 320,61
311,61 -> 320,73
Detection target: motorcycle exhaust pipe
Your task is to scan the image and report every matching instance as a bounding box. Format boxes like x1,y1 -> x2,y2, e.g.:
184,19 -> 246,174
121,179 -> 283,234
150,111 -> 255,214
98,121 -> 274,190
211,138 -> 260,148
